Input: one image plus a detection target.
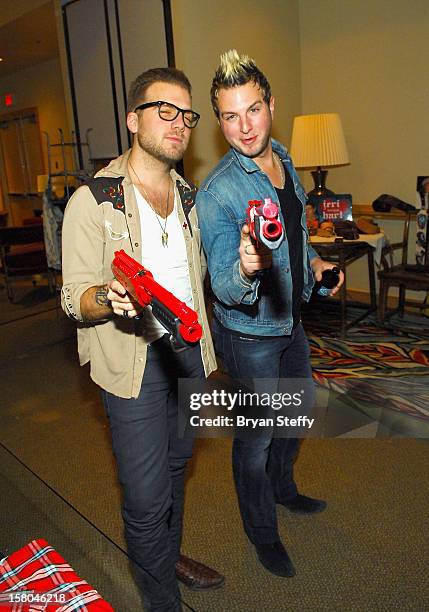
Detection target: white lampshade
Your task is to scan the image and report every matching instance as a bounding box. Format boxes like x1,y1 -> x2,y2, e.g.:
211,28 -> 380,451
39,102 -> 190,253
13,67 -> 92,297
290,113 -> 349,168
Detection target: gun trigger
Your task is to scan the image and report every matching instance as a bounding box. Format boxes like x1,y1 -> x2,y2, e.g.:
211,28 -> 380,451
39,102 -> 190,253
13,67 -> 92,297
169,335 -> 189,353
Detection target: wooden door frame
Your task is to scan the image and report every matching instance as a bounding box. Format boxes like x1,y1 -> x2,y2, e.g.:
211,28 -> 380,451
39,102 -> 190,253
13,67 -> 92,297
0,107 -> 45,224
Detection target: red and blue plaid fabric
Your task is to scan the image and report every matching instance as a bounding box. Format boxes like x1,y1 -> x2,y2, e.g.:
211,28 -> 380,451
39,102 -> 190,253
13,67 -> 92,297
0,539 -> 114,611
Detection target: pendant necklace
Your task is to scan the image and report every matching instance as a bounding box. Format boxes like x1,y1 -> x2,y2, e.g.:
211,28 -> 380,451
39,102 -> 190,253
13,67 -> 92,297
129,160 -> 171,247
274,153 -> 285,189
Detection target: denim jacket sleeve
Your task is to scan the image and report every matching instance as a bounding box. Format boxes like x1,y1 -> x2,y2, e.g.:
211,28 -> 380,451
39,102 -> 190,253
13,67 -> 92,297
308,243 -> 319,262
196,188 -> 260,306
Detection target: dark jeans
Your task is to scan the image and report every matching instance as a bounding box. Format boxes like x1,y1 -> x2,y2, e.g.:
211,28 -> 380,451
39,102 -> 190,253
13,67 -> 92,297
212,318 -> 313,545
102,335 -> 204,612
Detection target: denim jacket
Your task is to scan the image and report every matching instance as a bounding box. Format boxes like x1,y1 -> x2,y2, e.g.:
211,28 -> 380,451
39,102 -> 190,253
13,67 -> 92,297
196,139 -> 318,336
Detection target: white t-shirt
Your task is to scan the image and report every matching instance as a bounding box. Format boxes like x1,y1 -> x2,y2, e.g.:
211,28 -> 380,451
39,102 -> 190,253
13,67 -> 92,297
134,185 -> 193,343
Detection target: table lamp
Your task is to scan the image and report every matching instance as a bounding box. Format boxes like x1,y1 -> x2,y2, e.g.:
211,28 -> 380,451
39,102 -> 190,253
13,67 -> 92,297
290,113 -> 349,198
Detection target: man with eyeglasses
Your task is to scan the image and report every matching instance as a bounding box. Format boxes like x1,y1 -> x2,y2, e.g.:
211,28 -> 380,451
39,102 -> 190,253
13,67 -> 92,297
61,67 -> 223,611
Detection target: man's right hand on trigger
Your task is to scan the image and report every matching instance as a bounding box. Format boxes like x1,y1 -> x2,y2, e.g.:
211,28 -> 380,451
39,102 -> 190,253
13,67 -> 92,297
107,279 -> 144,318
239,223 -> 272,279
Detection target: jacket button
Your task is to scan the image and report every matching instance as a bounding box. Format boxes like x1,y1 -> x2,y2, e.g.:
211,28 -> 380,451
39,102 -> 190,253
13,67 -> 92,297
135,242 -> 139,247
128,213 -> 132,218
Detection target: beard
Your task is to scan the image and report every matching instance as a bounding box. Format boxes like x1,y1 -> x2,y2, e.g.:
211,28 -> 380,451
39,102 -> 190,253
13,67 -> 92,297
137,132 -> 186,165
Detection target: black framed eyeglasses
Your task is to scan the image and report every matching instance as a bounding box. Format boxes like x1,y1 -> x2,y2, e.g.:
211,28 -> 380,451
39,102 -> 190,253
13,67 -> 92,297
134,100 -> 200,129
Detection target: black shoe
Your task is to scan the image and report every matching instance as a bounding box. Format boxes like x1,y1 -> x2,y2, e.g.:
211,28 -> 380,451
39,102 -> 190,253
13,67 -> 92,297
281,494 -> 327,515
254,541 -> 296,577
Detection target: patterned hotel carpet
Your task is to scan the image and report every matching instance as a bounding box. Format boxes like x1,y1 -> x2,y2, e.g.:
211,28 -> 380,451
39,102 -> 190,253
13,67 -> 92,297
303,308 -> 429,437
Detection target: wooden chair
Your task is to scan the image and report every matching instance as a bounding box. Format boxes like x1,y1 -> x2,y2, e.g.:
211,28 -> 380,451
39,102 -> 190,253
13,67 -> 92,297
0,225 -> 55,303
378,212 -> 429,323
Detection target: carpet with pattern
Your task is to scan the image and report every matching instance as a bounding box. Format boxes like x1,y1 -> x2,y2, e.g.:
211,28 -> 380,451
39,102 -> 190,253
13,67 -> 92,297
303,308 -> 429,437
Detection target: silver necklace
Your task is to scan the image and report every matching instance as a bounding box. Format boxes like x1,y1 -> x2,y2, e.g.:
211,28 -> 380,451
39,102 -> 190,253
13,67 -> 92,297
129,160 -> 171,247
274,153 -> 285,189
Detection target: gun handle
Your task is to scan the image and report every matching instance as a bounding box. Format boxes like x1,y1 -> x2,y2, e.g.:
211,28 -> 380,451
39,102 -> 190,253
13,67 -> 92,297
151,297 -> 202,346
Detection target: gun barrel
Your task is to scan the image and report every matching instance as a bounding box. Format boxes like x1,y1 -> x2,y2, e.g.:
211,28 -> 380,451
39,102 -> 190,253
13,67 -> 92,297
247,198 -> 284,250
261,218 -> 283,241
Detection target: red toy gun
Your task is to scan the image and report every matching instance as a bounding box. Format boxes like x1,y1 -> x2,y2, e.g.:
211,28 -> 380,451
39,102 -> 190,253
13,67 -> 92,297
246,198 -> 284,249
112,250 -> 202,349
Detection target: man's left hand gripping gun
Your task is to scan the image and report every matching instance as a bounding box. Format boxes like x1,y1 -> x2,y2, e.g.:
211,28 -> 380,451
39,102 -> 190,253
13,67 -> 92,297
112,250 -> 202,349
246,198 -> 284,250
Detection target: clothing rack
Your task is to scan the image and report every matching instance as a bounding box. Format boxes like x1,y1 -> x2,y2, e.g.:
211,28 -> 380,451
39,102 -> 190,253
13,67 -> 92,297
42,128 -> 94,200
40,128 -> 93,271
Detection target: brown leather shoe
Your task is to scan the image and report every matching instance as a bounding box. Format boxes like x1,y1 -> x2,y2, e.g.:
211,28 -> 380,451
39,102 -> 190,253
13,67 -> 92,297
175,555 -> 225,591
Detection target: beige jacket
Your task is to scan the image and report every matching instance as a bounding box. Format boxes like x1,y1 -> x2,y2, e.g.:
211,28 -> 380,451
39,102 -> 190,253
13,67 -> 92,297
61,150 -> 216,398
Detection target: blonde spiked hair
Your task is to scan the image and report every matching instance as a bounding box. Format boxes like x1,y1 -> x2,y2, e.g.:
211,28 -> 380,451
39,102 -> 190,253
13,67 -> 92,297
210,49 -> 271,117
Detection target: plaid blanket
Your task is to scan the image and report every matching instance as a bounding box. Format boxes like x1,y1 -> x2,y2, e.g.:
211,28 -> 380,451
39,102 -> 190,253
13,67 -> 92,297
0,539 -> 114,611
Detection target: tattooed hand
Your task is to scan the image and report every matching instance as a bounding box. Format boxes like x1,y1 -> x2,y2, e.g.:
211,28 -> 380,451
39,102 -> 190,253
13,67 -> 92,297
95,285 -> 110,308
80,281 -> 143,321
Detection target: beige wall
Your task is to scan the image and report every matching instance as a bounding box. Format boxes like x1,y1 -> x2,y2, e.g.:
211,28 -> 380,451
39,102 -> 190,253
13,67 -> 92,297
2,1 -> 427,201
172,0 -> 302,185
299,0 -> 429,205
1,1 -> 426,286
0,0 -> 48,28
172,0 -> 428,294
299,0 -> 429,293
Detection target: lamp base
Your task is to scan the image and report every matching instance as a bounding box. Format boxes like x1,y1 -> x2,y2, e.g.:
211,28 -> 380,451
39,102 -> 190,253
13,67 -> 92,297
307,168 -> 335,199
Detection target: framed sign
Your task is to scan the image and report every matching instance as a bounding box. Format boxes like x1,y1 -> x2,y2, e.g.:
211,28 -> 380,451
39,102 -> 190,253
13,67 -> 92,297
312,194 -> 353,222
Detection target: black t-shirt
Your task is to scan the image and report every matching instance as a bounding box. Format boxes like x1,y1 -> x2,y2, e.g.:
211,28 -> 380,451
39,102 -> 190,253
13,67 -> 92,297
275,166 -> 304,327
219,164 -> 304,339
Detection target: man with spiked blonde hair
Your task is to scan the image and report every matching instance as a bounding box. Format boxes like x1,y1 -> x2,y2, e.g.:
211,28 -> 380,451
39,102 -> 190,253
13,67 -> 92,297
197,50 -> 343,578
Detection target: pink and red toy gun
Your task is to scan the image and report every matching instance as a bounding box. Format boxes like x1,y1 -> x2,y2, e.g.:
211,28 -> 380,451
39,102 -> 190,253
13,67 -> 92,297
112,250 -> 202,349
246,198 -> 284,249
